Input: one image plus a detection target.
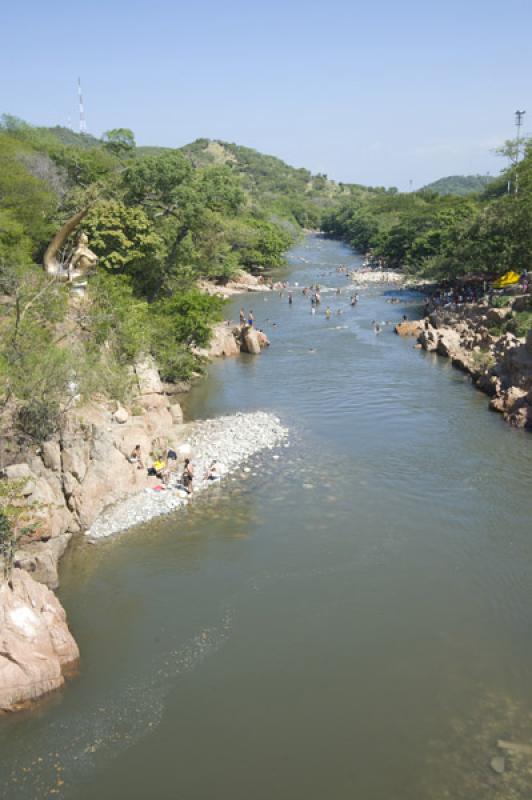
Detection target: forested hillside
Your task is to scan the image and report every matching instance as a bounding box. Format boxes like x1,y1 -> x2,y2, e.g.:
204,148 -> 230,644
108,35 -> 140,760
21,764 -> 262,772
420,174 -> 495,196
179,138 -> 365,229
0,117 -> 305,445
2,113 -> 530,447
323,144 -> 532,279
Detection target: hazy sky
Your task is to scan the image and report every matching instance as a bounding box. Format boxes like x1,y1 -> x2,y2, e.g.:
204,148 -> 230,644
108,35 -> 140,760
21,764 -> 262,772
3,0 -> 531,189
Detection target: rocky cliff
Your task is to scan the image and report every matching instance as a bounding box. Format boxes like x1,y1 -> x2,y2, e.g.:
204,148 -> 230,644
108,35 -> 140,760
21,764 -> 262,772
0,569 -> 79,711
0,356 -> 188,710
399,301 -> 532,430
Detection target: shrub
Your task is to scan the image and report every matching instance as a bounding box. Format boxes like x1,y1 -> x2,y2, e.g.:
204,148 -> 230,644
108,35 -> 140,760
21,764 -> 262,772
16,398 -> 61,443
490,295 -> 513,308
505,311 -> 532,338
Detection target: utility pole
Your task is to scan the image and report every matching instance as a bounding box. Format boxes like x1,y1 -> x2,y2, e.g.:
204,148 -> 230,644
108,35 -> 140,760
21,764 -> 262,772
514,109 -> 525,194
78,78 -> 87,134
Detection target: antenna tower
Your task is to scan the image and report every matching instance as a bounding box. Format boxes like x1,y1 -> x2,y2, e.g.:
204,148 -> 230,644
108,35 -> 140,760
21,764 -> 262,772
78,78 -> 87,133
514,109 -> 526,194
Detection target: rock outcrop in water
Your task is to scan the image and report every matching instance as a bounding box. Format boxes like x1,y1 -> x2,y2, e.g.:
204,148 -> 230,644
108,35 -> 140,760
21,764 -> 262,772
0,569 -> 79,711
412,302 -> 532,430
198,322 -> 270,359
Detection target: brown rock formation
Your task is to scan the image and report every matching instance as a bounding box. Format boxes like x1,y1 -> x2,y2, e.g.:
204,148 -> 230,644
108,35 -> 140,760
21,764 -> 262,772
395,320 -> 423,337
0,569 -> 79,711
416,301 -> 532,430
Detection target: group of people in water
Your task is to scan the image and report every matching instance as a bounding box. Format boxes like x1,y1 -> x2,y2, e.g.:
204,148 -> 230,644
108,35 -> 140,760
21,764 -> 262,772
280,283 -> 361,319
128,444 -> 221,496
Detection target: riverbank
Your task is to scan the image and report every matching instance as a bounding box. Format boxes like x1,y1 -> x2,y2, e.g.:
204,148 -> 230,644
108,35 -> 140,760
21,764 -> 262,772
88,412 -> 288,539
396,297 -> 532,430
0,345 -> 278,710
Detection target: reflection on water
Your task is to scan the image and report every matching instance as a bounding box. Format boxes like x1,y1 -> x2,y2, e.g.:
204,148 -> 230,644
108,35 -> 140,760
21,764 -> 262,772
1,236 -> 532,800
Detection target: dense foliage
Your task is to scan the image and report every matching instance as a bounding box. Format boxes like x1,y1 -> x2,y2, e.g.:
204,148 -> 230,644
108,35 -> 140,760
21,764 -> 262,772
0,117 -> 318,444
178,138 -> 359,229
420,174 -> 495,196
2,113 -> 530,450
323,142 -> 532,280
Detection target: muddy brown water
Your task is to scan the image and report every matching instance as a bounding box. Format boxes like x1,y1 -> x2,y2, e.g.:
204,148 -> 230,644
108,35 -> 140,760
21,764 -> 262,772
1,236 -> 531,799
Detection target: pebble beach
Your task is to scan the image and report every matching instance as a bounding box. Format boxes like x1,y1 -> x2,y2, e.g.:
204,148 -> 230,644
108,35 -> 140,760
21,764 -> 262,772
87,411 -> 288,539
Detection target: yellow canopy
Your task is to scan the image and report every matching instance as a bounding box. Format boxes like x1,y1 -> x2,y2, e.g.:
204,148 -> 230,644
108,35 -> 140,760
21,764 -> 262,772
493,270 -> 521,289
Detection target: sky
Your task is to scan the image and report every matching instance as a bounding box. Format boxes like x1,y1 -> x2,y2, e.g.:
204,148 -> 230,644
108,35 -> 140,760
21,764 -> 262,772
2,0 -> 531,190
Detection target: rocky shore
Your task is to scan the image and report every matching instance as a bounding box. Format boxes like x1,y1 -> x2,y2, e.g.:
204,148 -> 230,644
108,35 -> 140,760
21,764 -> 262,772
0,328 -> 275,710
89,412 -> 288,539
396,296 -> 532,430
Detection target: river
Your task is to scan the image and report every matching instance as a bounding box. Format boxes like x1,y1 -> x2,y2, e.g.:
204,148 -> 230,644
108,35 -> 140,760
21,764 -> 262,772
1,235 -> 531,799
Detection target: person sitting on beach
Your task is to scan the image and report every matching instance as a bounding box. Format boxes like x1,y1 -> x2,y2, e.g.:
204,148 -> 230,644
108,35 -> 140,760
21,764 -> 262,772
128,444 -> 144,469
182,458 -> 194,494
152,457 -> 169,483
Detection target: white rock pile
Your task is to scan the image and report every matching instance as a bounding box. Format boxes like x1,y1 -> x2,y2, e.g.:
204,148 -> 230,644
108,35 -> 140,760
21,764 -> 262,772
87,412 -> 288,539
351,269 -> 405,285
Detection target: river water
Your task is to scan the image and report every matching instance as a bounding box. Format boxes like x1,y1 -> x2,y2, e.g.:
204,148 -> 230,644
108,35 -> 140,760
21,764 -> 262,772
1,236 -> 531,799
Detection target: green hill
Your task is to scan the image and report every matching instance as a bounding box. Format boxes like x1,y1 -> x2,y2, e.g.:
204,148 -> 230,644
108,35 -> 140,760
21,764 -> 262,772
179,138 -> 365,228
421,174 -> 495,196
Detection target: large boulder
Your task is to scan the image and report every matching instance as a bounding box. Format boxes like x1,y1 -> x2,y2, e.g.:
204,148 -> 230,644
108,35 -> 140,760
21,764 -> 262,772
113,406 -> 129,424
41,441 -> 61,472
395,320 -> 423,337
135,355 -> 163,395
241,327 -> 262,355
14,534 -> 72,590
207,323 -> 241,357
0,569 -> 79,711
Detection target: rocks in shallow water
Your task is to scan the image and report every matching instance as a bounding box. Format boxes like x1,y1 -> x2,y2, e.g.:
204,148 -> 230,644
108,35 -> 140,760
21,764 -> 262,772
88,412 -> 288,539
242,328 -> 262,355
395,320 -> 423,337
490,756 -> 505,774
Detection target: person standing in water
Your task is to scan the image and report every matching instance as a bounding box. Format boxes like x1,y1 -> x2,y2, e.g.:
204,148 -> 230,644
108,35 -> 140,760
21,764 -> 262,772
288,292 -> 293,305
325,306 -> 331,319
182,458 -> 194,494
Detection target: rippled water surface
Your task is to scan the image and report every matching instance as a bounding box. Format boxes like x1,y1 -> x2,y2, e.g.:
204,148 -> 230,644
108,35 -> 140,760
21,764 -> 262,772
1,236 -> 531,799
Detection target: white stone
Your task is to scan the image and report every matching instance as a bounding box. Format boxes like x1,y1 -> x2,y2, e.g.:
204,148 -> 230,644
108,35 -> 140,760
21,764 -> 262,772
114,407 -> 129,424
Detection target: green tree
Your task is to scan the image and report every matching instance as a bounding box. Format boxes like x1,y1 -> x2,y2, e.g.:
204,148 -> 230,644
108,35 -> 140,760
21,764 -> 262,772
102,128 -> 136,157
